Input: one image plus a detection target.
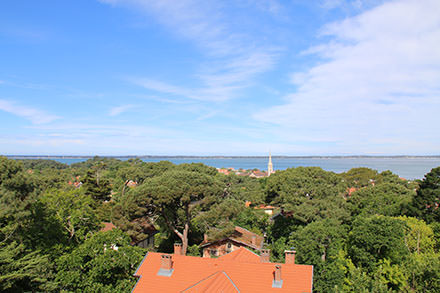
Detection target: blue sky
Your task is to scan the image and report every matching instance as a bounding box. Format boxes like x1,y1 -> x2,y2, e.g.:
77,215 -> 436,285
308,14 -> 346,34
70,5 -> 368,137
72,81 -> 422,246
1,0 -> 439,155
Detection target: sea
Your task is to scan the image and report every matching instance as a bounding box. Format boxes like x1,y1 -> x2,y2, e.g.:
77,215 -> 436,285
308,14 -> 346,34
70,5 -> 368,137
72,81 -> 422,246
9,156 -> 440,180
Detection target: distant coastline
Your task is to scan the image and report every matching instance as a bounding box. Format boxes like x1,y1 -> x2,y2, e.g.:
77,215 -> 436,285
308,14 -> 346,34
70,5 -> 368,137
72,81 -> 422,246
5,155 -> 440,159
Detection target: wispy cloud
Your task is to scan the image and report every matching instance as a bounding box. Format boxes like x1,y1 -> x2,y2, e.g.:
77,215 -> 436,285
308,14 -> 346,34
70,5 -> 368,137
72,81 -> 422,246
102,0 -> 282,102
109,104 -> 136,116
0,99 -> 60,124
255,0 -> 440,154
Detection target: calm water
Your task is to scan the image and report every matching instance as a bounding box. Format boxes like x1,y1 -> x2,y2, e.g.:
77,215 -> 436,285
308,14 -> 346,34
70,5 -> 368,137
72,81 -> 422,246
12,156 -> 440,180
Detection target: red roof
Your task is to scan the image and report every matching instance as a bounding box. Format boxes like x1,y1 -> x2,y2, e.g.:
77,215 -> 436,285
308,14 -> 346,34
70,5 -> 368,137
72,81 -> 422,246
100,222 -> 116,232
132,247 -> 313,292
200,226 -> 264,250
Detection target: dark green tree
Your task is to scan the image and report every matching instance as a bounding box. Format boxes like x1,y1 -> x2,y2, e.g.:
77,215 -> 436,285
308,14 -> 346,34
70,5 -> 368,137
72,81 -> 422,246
291,219 -> 348,291
83,169 -> 111,202
128,169 -> 223,254
409,166 -> 440,223
348,183 -> 414,217
348,215 -> 407,272
56,229 -> 144,292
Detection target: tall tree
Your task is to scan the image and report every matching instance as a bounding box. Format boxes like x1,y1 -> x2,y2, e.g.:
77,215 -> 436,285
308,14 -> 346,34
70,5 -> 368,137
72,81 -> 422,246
133,169 -> 223,254
348,215 -> 407,272
56,229 -> 144,292
409,166 -> 440,223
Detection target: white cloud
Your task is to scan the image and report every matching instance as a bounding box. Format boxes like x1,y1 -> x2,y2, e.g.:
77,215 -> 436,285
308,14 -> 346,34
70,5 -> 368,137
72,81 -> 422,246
255,0 -> 440,154
109,104 -> 136,116
101,0 -> 281,102
0,99 -> 60,124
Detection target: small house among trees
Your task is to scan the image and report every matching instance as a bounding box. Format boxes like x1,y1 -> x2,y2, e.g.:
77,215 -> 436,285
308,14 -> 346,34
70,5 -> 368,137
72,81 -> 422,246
200,226 -> 264,258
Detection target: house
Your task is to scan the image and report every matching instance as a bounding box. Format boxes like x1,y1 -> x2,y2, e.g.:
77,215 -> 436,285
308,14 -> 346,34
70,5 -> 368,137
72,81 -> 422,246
347,187 -> 358,196
126,180 -> 138,187
100,222 -> 117,232
254,204 -> 277,216
132,245 -> 313,292
131,219 -> 158,249
249,170 -> 268,178
217,168 -> 231,175
200,226 -> 264,258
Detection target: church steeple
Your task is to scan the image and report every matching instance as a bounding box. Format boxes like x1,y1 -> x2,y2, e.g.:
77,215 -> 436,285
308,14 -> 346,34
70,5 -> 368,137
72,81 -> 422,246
268,151 -> 273,176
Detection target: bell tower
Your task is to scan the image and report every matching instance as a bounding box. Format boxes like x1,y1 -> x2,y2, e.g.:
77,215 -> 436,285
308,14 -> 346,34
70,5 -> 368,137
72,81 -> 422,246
267,151 -> 273,176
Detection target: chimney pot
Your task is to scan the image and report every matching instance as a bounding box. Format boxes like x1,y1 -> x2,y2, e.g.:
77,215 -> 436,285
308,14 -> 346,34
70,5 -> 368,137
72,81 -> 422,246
260,249 -> 270,263
272,265 -> 283,288
161,254 -> 173,270
285,250 -> 296,264
174,243 -> 182,255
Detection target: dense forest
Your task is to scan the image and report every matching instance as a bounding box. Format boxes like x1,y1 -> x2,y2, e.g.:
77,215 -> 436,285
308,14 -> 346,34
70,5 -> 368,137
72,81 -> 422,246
0,156 -> 439,292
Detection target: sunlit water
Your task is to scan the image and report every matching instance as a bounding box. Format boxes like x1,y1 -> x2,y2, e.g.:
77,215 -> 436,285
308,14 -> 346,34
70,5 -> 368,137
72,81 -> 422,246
11,156 -> 440,179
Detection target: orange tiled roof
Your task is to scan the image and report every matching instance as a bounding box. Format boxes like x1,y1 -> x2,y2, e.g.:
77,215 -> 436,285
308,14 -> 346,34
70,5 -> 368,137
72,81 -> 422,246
255,204 -> 276,210
132,247 -> 313,292
100,222 -> 116,232
218,246 -> 260,263
183,271 -> 239,292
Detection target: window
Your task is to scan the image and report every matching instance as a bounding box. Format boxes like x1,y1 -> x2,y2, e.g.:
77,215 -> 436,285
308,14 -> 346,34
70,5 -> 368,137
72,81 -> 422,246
209,249 -> 218,256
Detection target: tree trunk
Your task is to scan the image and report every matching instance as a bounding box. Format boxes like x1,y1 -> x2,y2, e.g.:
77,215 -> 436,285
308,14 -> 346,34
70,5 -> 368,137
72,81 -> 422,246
162,210 -> 188,254
182,205 -> 190,255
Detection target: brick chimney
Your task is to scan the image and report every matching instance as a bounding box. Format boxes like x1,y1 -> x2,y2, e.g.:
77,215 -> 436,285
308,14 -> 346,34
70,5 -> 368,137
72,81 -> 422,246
174,243 -> 182,255
272,265 -> 283,288
157,254 -> 174,277
285,250 -> 296,264
161,255 -> 173,270
260,249 -> 270,263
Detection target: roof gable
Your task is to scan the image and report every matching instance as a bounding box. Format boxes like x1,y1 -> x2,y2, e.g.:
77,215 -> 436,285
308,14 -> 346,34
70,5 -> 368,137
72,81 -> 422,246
218,247 -> 260,263
182,271 -> 239,292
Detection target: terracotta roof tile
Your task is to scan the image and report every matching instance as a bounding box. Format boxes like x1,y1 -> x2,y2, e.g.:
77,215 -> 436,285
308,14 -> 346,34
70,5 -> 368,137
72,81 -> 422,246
182,271 -> 239,292
217,247 -> 260,263
100,222 -> 116,232
132,248 -> 313,293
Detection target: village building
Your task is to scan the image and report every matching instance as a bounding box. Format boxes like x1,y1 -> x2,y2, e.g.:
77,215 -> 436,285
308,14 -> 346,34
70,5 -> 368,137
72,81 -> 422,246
200,226 -> 264,258
254,204 -> 277,216
268,152 -> 274,176
131,219 -> 158,248
99,221 -> 157,248
132,245 -> 313,292
100,222 -> 117,232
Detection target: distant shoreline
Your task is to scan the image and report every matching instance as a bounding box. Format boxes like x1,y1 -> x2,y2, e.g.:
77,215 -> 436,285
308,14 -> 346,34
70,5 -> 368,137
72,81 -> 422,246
6,155 -> 440,159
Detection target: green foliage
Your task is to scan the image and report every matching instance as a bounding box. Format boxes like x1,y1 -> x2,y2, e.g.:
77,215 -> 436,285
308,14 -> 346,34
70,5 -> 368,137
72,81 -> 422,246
232,208 -> 268,235
265,167 -> 348,224
220,174 -> 265,203
40,189 -> 101,245
348,215 -> 407,272
409,166 -> 440,223
0,242 -> 56,292
83,169 -> 112,202
18,159 -> 68,170
348,183 -> 415,217
128,169 -> 223,253
187,244 -> 201,256
56,229 -> 145,292
430,221 -> 440,251
291,219 -> 348,291
341,167 -> 379,188
1,156 -> 440,292
396,216 -> 435,254
403,252 -> 440,291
